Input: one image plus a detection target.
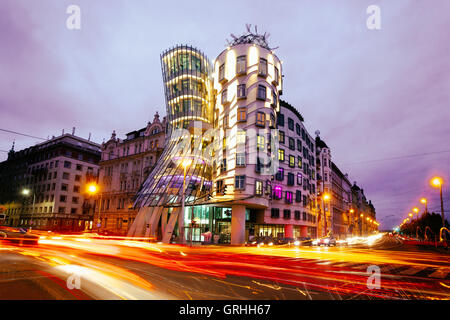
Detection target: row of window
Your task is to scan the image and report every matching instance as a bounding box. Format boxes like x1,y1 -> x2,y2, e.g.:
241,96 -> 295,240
278,114 -> 314,152
219,56 -> 279,84
221,84 -> 277,105
270,208 -> 316,222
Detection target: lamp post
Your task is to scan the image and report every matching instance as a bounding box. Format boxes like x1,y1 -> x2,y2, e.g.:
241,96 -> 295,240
323,193 -> 331,236
431,177 -> 445,240
22,189 -> 35,230
87,184 -> 101,233
180,159 -> 192,245
420,198 -> 428,215
413,207 -> 419,220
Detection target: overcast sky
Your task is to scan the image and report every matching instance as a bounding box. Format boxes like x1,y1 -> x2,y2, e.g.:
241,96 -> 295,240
1,0 -> 449,229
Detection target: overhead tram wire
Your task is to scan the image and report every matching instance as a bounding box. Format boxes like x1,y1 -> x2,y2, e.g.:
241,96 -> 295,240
341,149 -> 450,166
0,128 -> 47,141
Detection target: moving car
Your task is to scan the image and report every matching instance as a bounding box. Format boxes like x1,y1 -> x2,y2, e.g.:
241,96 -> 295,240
313,236 -> 337,247
0,227 -> 39,245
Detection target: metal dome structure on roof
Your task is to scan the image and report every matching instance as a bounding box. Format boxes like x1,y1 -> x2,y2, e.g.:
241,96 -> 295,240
227,24 -> 278,51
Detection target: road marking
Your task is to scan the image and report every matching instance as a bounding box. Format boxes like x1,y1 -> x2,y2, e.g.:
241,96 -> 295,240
428,268 -> 449,279
398,266 -> 428,276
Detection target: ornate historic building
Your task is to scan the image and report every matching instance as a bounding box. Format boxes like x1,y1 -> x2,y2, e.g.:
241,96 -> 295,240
95,113 -> 166,235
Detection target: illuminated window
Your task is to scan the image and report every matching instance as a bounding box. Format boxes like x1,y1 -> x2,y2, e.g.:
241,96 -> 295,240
272,91 -> 277,107
298,156 -> 302,168
256,112 -> 265,127
278,149 -> 285,162
236,55 -> 246,74
237,84 -> 246,99
257,85 -> 266,100
237,130 -> 246,145
237,107 -> 247,122
273,185 -> 282,200
259,58 -> 267,76
289,155 -> 295,168
255,180 -> 263,196
257,135 -> 265,150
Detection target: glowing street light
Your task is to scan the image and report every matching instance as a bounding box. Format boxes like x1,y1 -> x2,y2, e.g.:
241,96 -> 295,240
420,198 -> 428,215
21,188 -> 35,229
408,213 -> 413,218
87,183 -> 102,232
430,176 -> 445,239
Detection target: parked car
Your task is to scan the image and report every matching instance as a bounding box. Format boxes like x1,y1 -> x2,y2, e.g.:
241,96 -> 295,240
0,227 -> 39,245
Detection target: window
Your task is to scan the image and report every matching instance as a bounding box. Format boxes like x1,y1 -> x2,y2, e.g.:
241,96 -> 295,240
58,207 -> 65,214
236,153 -> 246,166
272,91 -> 277,107
303,212 -> 307,221
237,84 -> 246,98
235,175 -> 245,190
237,107 -> 247,122
257,135 -> 265,150
273,185 -> 282,200
256,112 -> 265,127
271,208 -> 280,219
283,209 -> 291,218
64,161 -> 71,169
287,173 -> 294,186
62,172 -> 69,180
61,184 -> 68,191
55,160 -> 59,168
289,137 -> 295,150
257,85 -> 266,100
296,190 -> 302,202
72,197 -> 79,204
296,123 -> 301,135
297,173 -> 302,185
297,139 -> 302,151
278,149 -> 285,161
288,118 -> 294,130
298,156 -> 302,168
255,180 -> 263,196
71,208 -> 77,214
279,131 -> 285,144
60,195 -> 67,203
237,130 -> 246,145
274,66 -> 279,84
75,175 -> 81,182
275,168 -> 284,181
73,186 -> 80,193
236,55 -> 246,74
221,89 -> 228,104
289,155 -> 295,168
259,58 -> 267,76
219,63 -> 225,81
223,115 -> 229,128
277,113 -> 284,127
295,210 -> 301,220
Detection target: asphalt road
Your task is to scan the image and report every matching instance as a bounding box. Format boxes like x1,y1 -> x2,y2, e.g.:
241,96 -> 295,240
0,233 -> 448,300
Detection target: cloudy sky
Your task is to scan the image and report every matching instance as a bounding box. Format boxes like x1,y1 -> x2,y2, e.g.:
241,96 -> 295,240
1,0 -> 449,229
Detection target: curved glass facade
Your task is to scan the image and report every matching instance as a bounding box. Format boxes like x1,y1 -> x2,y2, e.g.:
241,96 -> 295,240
133,46 -> 214,209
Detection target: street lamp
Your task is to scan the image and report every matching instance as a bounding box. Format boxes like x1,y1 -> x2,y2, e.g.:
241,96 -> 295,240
322,193 -> 331,236
87,183 -> 101,232
412,207 -> 419,220
420,198 -> 428,215
408,213 -> 413,218
430,177 -> 445,240
22,188 -> 35,230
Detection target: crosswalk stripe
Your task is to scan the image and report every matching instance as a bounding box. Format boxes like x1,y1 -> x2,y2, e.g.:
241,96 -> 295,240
398,266 -> 428,276
427,268 -> 449,279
